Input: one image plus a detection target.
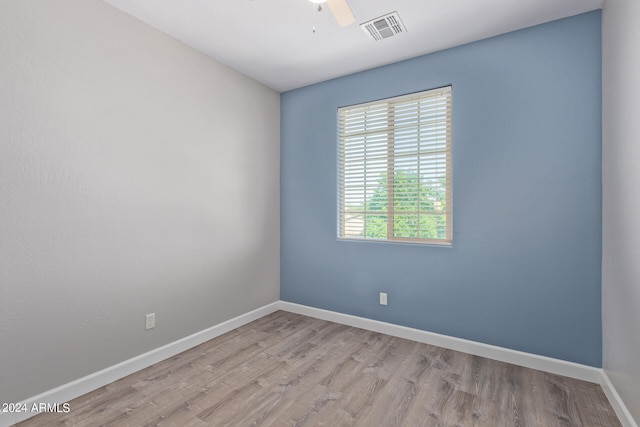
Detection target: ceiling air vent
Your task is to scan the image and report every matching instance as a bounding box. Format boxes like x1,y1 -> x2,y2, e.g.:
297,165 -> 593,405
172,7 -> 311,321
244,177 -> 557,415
360,12 -> 406,41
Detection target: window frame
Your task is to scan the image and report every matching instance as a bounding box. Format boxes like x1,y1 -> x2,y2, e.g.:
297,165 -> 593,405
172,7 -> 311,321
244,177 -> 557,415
337,86 -> 452,246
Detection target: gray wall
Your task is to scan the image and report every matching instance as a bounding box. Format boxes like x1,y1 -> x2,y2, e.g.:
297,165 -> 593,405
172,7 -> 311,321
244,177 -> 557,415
0,0 -> 280,403
602,0 -> 640,423
281,12 -> 603,367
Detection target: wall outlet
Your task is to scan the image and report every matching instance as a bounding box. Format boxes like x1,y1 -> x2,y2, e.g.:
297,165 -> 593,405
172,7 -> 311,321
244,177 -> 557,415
379,292 -> 388,306
145,313 -> 155,330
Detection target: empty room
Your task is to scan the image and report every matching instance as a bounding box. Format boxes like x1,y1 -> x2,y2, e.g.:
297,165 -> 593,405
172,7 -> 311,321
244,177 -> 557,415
1,0 -> 638,426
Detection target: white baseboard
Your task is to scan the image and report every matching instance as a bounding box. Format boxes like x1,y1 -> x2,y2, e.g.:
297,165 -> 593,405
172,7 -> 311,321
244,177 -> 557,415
600,370 -> 639,427
1,301 -> 280,427
279,301 -> 602,383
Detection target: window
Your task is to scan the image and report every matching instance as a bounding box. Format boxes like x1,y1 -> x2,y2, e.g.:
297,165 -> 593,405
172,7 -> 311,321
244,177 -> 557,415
338,86 -> 452,245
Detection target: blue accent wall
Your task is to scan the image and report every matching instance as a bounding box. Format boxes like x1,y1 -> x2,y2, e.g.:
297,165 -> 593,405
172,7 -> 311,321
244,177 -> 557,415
280,11 -> 602,366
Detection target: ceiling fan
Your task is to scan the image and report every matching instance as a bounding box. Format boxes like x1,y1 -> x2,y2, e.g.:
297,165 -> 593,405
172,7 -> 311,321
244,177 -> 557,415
309,0 -> 356,28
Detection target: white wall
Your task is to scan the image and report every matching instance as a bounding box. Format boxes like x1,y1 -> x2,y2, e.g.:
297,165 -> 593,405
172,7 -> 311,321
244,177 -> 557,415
0,0 -> 280,404
602,0 -> 640,423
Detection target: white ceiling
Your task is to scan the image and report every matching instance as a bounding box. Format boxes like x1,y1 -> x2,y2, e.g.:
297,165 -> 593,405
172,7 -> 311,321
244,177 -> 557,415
103,0 -> 604,92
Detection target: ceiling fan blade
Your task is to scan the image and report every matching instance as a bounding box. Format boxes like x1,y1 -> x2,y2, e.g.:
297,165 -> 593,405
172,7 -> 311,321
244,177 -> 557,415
326,0 -> 355,28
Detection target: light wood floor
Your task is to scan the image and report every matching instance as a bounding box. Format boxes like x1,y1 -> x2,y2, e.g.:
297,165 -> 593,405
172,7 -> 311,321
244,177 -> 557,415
16,311 -> 621,427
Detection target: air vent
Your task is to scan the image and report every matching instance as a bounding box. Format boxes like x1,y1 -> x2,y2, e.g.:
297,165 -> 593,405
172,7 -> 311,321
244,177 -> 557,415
360,12 -> 406,41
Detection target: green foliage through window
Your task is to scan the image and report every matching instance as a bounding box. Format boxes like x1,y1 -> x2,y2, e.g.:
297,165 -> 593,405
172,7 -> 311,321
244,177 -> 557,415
359,171 -> 447,240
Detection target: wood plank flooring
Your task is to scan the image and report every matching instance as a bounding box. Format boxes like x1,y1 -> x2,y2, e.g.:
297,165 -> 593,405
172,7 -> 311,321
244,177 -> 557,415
15,311 -> 621,426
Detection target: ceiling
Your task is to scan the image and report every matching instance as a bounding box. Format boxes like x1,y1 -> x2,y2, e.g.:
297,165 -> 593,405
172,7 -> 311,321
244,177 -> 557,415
103,0 -> 603,92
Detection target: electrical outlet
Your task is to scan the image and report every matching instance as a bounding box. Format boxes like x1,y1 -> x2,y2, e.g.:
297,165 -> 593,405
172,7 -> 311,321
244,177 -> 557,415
145,313 -> 155,330
380,292 -> 388,306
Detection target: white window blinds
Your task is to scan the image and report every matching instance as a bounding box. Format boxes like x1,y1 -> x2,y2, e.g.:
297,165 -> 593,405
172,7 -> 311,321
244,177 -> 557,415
338,86 -> 452,245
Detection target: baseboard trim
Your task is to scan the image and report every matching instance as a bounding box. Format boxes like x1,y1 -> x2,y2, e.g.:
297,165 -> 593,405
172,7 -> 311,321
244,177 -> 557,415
2,301 -> 280,427
600,370 -> 639,427
279,301 -> 602,383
